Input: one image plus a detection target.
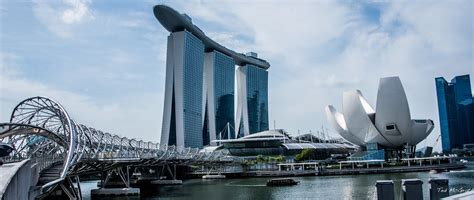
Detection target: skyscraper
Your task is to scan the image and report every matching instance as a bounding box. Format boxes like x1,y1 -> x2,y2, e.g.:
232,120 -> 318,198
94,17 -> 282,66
154,5 -> 270,148
202,51 -> 235,146
161,30 -> 205,148
435,74 -> 474,152
236,57 -> 269,138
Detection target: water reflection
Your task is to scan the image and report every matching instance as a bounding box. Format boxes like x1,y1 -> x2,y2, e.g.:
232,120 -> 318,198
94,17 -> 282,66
82,160 -> 474,200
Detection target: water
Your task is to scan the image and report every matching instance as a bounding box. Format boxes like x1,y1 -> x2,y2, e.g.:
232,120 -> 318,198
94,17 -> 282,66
81,161 -> 474,200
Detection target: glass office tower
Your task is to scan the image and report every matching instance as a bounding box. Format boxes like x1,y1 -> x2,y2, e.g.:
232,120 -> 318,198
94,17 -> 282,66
236,63 -> 269,138
458,98 -> 474,146
161,30 -> 205,148
202,51 -> 235,146
435,74 -> 473,152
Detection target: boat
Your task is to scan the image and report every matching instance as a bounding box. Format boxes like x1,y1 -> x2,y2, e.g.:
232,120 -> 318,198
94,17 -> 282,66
266,178 -> 299,186
430,168 -> 449,174
202,174 -> 226,179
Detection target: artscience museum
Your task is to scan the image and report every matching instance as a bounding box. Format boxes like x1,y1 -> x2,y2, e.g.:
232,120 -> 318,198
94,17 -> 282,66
325,77 -> 434,159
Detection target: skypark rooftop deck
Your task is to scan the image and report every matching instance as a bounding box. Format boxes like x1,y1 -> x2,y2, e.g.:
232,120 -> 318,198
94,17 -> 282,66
153,5 -> 270,69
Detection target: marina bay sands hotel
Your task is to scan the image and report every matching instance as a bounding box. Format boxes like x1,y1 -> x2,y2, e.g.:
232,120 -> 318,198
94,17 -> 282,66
153,5 -> 270,148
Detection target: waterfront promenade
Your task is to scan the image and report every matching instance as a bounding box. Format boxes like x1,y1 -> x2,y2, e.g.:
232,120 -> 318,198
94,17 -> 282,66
188,161 -> 465,178
250,163 -> 465,177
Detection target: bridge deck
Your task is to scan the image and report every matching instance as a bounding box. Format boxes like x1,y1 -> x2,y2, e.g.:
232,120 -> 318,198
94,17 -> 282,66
0,160 -> 29,198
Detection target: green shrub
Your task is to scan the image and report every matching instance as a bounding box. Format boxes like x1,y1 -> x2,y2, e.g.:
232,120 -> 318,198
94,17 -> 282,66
295,148 -> 314,161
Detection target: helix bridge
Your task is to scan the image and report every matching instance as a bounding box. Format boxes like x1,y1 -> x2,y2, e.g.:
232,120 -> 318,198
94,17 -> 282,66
0,96 -> 234,199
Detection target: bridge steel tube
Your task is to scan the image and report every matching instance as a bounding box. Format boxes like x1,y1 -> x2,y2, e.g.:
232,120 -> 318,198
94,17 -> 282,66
0,96 -> 233,199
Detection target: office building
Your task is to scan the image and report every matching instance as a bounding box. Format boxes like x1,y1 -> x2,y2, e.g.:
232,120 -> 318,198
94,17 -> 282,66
435,74 -> 474,152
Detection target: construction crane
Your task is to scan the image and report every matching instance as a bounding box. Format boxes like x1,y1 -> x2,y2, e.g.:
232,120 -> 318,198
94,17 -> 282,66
432,134 -> 442,148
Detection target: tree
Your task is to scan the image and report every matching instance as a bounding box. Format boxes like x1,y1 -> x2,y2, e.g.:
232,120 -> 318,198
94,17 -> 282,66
275,155 -> 285,162
295,149 -> 314,161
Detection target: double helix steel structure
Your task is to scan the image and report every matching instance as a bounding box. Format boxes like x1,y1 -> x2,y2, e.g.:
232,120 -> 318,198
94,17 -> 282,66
0,96 -> 232,199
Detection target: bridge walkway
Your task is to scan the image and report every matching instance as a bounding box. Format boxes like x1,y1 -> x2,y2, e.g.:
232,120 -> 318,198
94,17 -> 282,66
0,159 -> 38,200
38,164 -> 63,185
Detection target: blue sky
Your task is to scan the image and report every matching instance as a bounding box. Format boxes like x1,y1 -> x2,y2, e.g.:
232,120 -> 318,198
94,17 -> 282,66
1,0 -> 472,151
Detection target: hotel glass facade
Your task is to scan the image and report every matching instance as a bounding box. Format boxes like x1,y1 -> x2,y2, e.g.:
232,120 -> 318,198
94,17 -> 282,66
236,64 -> 269,137
435,74 -> 474,152
182,32 -> 205,148
155,6 -> 271,148
202,51 -> 235,146
246,65 -> 269,134
213,52 -> 235,140
161,30 -> 205,148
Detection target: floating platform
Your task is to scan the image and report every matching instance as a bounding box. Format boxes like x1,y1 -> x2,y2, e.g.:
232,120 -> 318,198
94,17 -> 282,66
150,179 -> 183,185
91,188 -> 140,196
97,180 -> 137,188
266,178 -> 299,186
202,174 -> 226,179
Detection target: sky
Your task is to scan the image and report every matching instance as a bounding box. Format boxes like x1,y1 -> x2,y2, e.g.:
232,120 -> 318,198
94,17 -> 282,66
0,0 -> 473,152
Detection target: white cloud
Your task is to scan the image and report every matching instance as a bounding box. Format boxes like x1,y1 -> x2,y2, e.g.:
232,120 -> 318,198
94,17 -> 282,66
33,0 -> 94,38
0,2 -> 6,16
117,11 -> 151,28
0,52 -> 19,76
206,31 -> 251,53
0,52 -> 162,142
179,1 -> 472,152
2,1 -> 472,153
0,77 -> 163,142
61,0 -> 94,24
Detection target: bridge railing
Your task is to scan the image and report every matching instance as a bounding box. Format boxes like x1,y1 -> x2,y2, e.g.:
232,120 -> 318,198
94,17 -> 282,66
33,156 -> 65,173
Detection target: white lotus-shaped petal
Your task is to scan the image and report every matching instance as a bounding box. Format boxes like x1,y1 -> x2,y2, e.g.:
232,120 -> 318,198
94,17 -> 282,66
374,77 -> 412,147
408,119 -> 434,145
325,105 -> 364,146
342,90 -> 389,145
325,77 -> 434,148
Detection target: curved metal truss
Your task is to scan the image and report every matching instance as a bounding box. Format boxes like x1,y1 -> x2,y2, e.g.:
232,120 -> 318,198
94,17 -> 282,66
0,97 -> 233,191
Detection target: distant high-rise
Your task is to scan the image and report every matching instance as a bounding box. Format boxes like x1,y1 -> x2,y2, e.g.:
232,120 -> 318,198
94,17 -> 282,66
435,74 -> 474,152
154,5 -> 270,148
236,60 -> 269,138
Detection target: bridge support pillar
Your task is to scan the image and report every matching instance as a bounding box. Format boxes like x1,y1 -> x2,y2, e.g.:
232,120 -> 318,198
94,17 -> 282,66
40,176 -> 82,200
148,164 -> 183,185
156,164 -> 178,180
91,166 -> 140,197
